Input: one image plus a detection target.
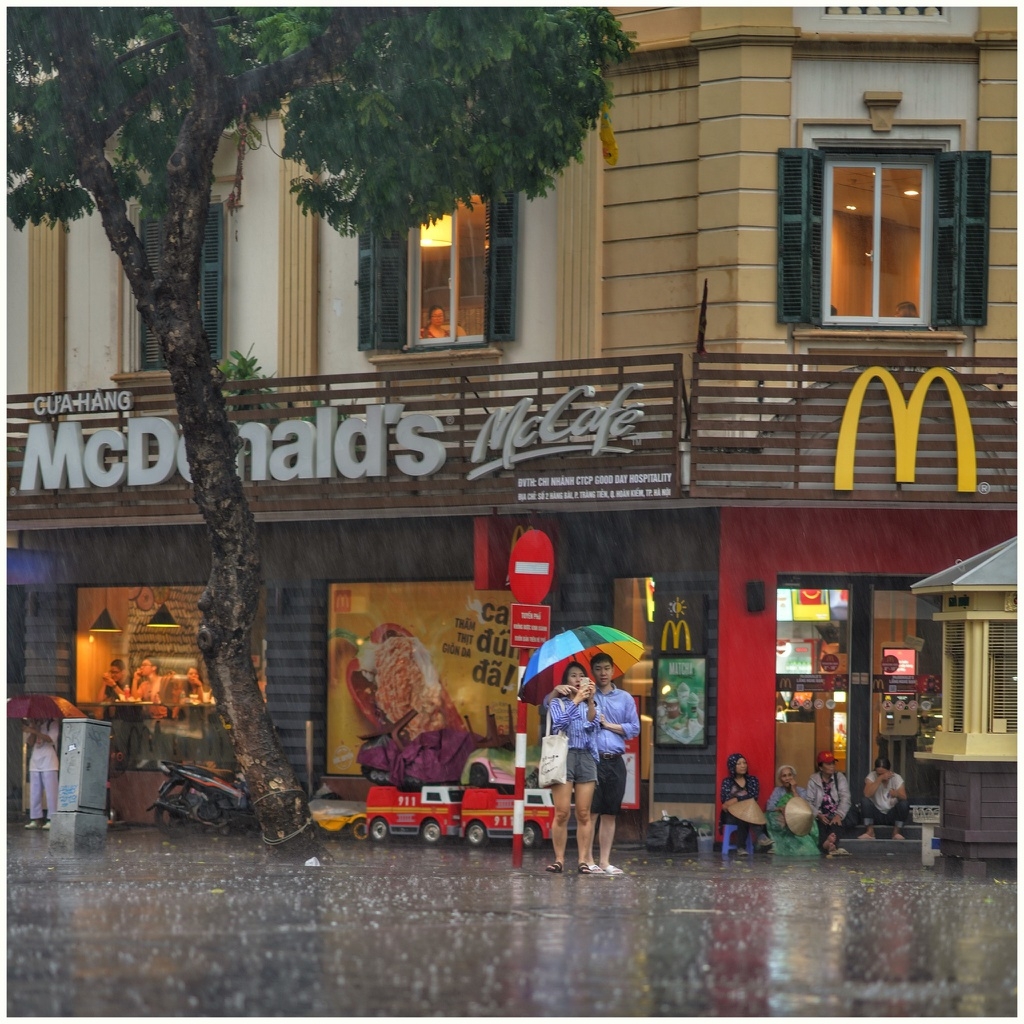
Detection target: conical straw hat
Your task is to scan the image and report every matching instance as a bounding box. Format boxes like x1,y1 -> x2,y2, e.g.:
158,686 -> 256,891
783,796 -> 815,836
728,799 -> 766,826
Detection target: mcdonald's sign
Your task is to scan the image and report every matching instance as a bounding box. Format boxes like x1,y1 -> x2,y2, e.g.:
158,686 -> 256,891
834,367 -> 977,493
653,590 -> 707,654
660,619 -> 692,652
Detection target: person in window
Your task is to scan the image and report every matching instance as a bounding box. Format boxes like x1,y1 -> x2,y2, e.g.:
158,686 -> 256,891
100,659 -> 128,702
419,305 -> 466,340
129,658 -> 161,702
896,301 -> 918,318
186,666 -> 209,703
859,756 -> 909,840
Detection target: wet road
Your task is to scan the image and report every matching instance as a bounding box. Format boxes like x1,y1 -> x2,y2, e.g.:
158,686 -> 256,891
7,826 -> 1016,1017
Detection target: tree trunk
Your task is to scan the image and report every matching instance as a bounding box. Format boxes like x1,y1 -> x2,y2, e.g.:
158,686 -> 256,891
44,7 -> 323,857
157,294 -> 321,859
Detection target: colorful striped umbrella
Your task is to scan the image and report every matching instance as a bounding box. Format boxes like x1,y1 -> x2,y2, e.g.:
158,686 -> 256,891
519,625 -> 645,705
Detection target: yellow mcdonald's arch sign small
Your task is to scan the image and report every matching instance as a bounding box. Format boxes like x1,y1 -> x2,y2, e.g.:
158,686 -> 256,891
661,619 -> 692,652
834,367 -> 976,493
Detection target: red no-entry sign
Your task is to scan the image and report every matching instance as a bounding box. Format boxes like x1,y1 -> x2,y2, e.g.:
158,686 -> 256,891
508,530 -> 554,605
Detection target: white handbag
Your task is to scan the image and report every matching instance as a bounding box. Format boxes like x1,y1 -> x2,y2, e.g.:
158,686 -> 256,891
538,698 -> 569,788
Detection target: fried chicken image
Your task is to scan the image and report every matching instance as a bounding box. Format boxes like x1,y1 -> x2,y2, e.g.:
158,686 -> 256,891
359,634 -> 447,739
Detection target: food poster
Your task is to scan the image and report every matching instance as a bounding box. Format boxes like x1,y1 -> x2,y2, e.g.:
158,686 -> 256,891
655,656 -> 707,747
326,583 -> 519,775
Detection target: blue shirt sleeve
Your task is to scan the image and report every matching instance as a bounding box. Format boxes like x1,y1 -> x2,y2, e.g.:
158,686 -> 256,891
619,694 -> 640,740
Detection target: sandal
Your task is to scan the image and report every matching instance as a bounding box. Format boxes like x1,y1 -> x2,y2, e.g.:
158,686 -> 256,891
578,863 -> 596,874
545,861 -> 563,873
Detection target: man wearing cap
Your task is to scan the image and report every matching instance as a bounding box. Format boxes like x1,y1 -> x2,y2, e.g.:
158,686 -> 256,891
804,751 -> 854,856
581,653 -> 640,875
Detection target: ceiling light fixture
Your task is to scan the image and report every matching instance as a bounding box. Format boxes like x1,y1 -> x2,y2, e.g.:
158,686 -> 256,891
845,205 -> 857,211
89,588 -> 122,633
147,602 -> 180,629
903,189 -> 919,196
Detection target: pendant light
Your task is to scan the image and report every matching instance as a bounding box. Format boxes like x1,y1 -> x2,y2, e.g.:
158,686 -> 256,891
89,589 -> 121,633
147,602 -> 180,629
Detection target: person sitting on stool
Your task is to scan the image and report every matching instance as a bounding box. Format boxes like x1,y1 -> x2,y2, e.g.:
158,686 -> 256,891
859,756 -> 909,840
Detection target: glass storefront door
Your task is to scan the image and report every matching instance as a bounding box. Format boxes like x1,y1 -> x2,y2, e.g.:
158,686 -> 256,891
774,586 -> 851,787
773,576 -> 943,805
870,587 -> 943,804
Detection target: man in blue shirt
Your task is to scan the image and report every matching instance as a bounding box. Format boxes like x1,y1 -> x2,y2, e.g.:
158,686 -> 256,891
584,652 -> 640,874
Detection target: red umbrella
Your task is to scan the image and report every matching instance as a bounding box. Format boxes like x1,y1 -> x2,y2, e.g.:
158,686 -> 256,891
7,695 -> 86,719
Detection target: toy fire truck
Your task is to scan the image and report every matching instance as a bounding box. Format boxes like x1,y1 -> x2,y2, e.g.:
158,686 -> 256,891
366,785 -> 464,843
460,787 -> 563,848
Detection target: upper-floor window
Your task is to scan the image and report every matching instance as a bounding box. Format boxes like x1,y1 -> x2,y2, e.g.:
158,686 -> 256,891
139,203 -> 224,371
777,150 -> 990,328
358,192 -> 518,352
826,160 -> 930,326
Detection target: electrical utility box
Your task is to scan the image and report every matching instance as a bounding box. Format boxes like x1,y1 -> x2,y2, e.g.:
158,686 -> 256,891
50,718 -> 111,855
56,718 -> 111,812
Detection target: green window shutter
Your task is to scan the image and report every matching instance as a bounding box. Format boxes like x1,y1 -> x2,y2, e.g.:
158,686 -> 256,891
200,203 -> 224,359
485,191 -> 518,341
357,232 -> 407,351
140,217 -> 164,370
140,204 -> 223,368
776,149 -> 823,325
933,152 -> 990,327
959,152 -> 990,326
357,232 -> 375,351
932,154 -> 960,326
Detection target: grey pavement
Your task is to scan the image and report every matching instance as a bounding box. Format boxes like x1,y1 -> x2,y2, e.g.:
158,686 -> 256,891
7,823 -> 1017,1017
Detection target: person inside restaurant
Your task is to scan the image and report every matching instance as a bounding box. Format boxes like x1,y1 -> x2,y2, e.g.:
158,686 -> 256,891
100,659 -> 128,702
129,658 -> 162,702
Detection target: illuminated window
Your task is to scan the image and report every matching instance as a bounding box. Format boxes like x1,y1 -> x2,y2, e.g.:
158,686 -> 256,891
357,193 -> 518,351
777,149 -> 991,328
826,163 -> 927,324
413,199 -> 487,344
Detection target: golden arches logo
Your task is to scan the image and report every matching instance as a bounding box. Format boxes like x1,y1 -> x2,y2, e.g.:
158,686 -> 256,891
660,619 -> 692,652
834,367 -> 976,493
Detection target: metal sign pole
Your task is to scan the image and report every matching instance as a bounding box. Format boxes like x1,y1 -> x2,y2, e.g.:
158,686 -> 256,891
511,650 -> 530,869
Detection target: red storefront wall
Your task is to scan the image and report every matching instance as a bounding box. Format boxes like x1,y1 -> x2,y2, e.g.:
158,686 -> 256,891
716,507 -> 1016,814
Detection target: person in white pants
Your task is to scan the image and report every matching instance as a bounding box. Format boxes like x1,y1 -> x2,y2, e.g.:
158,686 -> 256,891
24,719 -> 60,829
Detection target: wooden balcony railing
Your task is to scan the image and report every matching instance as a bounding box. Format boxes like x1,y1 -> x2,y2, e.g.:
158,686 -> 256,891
689,352 -> 1016,504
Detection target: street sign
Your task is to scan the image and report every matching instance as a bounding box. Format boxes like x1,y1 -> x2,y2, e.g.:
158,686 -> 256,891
507,530 -> 554,604
510,603 -> 551,649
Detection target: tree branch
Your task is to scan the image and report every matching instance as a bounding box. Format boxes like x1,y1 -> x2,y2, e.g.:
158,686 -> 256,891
232,8 -> 416,113
47,10 -> 155,315
98,63 -> 191,142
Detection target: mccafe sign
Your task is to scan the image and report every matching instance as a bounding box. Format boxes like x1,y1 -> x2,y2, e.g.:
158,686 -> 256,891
17,383 -> 648,493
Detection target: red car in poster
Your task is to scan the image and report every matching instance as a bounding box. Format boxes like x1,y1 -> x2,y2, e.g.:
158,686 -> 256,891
366,785 -> 463,843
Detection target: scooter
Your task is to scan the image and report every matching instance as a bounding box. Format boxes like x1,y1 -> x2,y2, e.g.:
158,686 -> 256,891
149,761 -> 254,830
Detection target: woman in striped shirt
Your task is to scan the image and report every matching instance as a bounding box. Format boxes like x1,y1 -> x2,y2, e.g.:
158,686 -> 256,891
545,662 -> 600,873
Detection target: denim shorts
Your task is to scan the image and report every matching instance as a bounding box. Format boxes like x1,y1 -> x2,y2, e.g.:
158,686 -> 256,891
566,748 -> 598,784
